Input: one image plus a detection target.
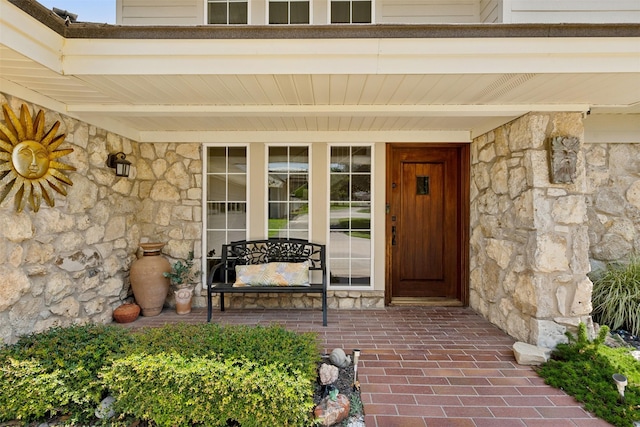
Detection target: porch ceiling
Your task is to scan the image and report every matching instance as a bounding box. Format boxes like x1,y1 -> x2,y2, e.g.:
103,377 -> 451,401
1,0 -> 639,143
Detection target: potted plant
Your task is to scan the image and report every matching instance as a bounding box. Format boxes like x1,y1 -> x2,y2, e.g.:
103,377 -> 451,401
163,251 -> 201,314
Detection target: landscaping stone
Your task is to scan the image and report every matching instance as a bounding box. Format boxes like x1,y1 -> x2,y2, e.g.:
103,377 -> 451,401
314,393 -> 350,427
319,363 -> 339,385
513,341 -> 552,365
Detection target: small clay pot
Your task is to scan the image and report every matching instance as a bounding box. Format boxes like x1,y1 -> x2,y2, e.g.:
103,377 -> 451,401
113,303 -> 141,323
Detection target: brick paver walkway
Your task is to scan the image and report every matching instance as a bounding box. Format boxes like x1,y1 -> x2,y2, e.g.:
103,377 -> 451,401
119,306 -> 612,427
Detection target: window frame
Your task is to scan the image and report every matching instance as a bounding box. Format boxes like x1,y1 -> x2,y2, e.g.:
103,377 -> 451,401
203,143 -> 250,279
267,0 -> 312,25
329,0 -> 373,24
265,143 -> 312,241
326,143 -> 374,290
206,0 -> 249,25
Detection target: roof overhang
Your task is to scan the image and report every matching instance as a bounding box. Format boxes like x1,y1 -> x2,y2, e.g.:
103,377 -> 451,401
1,0 -> 639,143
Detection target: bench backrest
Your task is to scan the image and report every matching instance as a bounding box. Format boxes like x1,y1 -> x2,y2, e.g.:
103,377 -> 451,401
220,238 -> 326,284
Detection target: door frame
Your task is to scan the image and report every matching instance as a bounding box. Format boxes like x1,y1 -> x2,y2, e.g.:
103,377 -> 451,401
384,143 -> 470,306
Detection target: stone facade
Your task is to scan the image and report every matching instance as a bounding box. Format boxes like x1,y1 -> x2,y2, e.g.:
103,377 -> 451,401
0,94 -> 202,345
470,112 -> 593,348
2,93 -> 637,348
585,143 -> 640,266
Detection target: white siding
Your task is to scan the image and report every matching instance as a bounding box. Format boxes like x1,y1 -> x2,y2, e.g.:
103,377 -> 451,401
480,0 -> 501,22
377,0 -> 479,24
118,0 -> 203,26
506,0 -> 640,23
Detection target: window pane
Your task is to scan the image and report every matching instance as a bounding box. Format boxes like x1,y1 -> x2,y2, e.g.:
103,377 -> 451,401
330,258 -> 350,284
290,174 -> 308,201
229,231 -> 246,243
352,146 -> 371,172
290,146 -> 309,165
229,2 -> 247,24
207,147 -> 226,172
269,174 -> 288,201
208,3 -> 227,24
351,232 -> 370,257
207,231 -> 226,258
228,175 -> 247,201
331,146 -> 351,172
269,146 -> 288,168
351,259 -> 370,284
351,204 -> 370,229
353,1 -> 372,23
228,147 -> 247,173
207,202 -> 226,228
290,203 -> 308,229
330,175 -> 350,201
269,2 -> 288,24
290,1 -> 309,24
289,230 -> 308,240
331,1 -> 349,23
352,175 -> 370,201
228,203 -> 247,228
207,175 -> 226,201
330,203 -> 350,229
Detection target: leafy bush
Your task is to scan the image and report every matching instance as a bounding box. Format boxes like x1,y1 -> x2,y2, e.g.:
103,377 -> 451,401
130,323 -> 320,379
590,254 -> 640,336
0,324 -> 134,423
0,323 -> 320,425
102,353 -> 315,427
537,324 -> 640,427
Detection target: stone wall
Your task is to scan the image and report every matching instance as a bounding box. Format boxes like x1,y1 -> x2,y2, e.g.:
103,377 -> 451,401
470,112 -> 593,348
585,143 -> 640,267
0,94 -> 202,344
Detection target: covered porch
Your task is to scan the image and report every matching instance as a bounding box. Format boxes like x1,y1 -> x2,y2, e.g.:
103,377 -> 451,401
123,307 -> 611,427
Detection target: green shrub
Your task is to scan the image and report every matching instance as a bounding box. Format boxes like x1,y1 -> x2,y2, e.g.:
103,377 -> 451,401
537,324 -> 640,427
0,323 -> 320,426
0,323 -> 134,424
130,323 -> 320,379
590,254 -> 640,336
102,352 -> 315,427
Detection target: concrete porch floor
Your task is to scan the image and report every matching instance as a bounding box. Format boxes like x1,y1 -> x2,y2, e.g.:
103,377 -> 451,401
118,306 -> 612,427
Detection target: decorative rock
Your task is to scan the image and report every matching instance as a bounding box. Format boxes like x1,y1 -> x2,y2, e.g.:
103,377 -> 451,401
329,348 -> 351,368
314,393 -> 350,427
513,342 -> 552,365
95,395 -> 116,419
319,363 -> 339,385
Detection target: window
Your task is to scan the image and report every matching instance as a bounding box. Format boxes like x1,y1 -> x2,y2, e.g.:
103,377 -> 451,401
268,146 -> 310,239
205,146 -> 247,271
269,1 -> 310,24
331,1 -> 371,24
208,0 -> 248,24
329,145 -> 372,287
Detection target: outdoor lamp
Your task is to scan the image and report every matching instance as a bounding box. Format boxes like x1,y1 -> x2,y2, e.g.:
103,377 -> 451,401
612,373 -> 627,403
106,152 -> 131,177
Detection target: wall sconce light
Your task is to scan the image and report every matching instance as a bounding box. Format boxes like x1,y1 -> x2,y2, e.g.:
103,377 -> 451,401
106,152 -> 131,177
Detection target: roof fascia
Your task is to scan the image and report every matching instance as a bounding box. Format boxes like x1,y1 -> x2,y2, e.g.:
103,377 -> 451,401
59,37 -> 640,76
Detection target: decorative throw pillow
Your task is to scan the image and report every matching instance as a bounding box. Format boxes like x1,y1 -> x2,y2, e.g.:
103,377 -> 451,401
233,261 -> 310,287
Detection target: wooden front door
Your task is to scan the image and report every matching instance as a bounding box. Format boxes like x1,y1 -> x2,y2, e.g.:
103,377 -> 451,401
386,144 -> 469,304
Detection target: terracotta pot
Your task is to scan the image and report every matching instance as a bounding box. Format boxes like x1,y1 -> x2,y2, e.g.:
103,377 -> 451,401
174,287 -> 193,315
130,242 -> 171,316
113,303 -> 140,323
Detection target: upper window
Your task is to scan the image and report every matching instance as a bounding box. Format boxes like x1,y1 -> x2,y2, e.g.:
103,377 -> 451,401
268,146 -> 310,240
269,1 -> 310,24
331,1 -> 371,24
208,0 -> 248,24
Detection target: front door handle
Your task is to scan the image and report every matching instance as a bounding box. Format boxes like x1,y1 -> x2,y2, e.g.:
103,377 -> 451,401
392,226 -> 397,246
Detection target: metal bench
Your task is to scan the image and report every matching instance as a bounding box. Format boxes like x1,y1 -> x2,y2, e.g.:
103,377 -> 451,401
206,238 -> 328,326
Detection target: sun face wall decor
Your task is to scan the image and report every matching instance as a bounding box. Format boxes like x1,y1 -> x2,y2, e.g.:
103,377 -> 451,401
0,103 -> 76,212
